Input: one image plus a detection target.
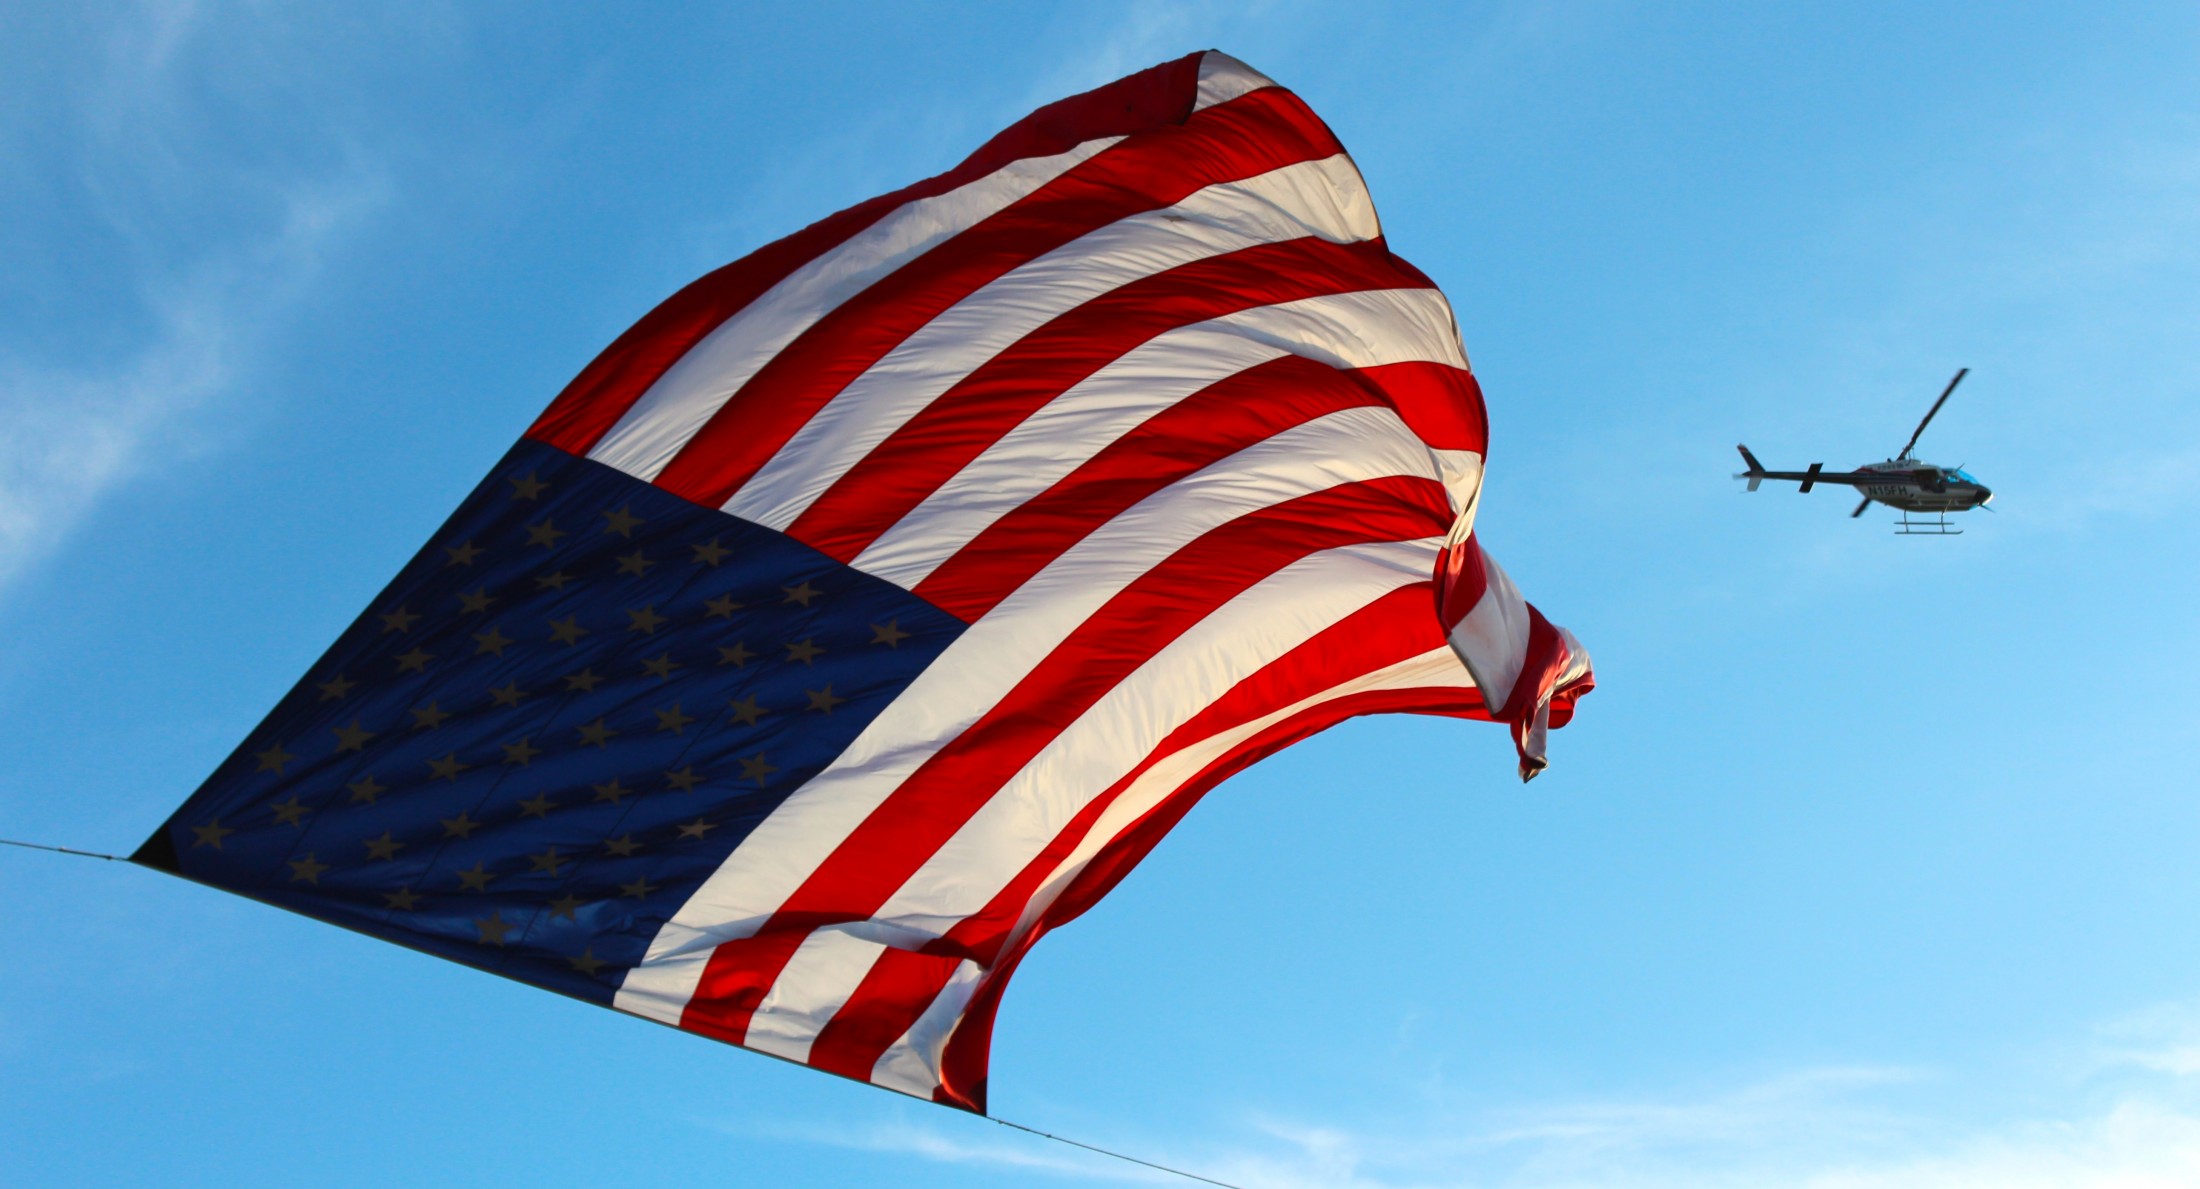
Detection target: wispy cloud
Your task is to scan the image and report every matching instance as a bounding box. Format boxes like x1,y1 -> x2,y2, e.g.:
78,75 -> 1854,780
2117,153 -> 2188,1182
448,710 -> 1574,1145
0,4 -> 387,595
0,174 -> 380,592
756,1000 -> 2200,1188
698,1111 -> 1166,1183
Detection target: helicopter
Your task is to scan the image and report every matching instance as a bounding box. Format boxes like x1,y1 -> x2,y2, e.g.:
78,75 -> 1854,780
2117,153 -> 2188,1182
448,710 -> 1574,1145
1734,368 -> 1992,535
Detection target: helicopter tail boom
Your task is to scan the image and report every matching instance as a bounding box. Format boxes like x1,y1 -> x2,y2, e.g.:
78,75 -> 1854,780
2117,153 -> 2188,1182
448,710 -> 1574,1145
1733,446 -> 1883,491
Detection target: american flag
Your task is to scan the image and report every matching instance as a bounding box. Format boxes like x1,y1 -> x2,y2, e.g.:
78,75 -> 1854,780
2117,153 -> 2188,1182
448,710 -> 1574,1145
136,50 -> 1592,1113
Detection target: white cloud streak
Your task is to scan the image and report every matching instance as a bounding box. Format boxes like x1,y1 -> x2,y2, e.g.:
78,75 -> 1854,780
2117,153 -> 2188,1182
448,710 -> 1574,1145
0,3 -> 387,595
702,1112 -> 1164,1183
0,176 -> 380,592
764,1001 -> 2200,1189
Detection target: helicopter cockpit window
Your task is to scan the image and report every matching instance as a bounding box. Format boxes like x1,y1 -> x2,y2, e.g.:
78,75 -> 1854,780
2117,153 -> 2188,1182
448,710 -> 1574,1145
1947,469 -> 1977,484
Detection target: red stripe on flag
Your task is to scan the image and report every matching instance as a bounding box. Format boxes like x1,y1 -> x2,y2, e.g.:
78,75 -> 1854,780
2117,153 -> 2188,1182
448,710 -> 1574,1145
525,51 -> 1207,456
1433,534 -> 1489,633
932,680 -> 1493,1113
1495,600 -> 1564,725
648,88 -> 1347,508
941,582 -> 1470,962
804,946 -> 965,1083
676,929 -> 809,1045
1548,661 -> 1593,729
914,354 -> 1391,619
680,477 -> 1453,1047
914,356 -> 1464,620
1357,361 -> 1487,453
778,478 -> 1454,930
1498,601 -> 1595,780
804,585 -> 1456,1082
787,237 -> 1421,561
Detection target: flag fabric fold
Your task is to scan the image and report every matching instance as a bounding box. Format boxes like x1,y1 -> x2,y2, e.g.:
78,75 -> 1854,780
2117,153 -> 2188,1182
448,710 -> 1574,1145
137,49 -> 1592,1114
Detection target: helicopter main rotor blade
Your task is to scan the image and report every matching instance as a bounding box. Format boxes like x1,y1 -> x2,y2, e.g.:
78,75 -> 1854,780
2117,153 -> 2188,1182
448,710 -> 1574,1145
1851,495 -> 1872,518
1897,367 -> 1968,460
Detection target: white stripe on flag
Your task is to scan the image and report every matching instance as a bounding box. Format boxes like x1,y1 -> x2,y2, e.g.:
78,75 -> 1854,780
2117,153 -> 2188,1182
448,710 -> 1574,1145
613,948 -> 710,1026
999,645 -> 1472,956
614,409 -> 1449,1009
854,288 -> 1472,589
1445,543 -> 1533,713
739,927 -> 893,1065
722,155 -> 1382,531
868,958 -> 985,1099
856,644 -> 1471,1100
1195,50 -> 1280,113
584,136 -> 1124,482
855,537 -> 1444,950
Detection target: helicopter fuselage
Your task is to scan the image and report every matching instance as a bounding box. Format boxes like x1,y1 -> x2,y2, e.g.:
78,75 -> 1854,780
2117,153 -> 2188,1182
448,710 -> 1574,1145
1851,459 -> 1993,513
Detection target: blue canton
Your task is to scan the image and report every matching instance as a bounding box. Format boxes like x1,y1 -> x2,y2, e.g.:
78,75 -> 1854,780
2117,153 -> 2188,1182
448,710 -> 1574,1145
137,440 -> 965,1004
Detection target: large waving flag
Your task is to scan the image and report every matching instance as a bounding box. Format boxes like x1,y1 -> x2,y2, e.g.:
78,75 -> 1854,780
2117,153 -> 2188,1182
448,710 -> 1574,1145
136,51 -> 1592,1113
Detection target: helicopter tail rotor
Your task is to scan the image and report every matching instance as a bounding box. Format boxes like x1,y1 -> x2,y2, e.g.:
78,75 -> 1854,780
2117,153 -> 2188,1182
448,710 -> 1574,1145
1734,444 -> 1766,491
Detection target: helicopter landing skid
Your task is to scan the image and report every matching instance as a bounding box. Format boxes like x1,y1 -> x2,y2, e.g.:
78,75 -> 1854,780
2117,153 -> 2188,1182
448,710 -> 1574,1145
1895,511 -> 1961,536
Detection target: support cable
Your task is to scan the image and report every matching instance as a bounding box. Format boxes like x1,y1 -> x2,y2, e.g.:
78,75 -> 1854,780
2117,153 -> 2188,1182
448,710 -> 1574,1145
6,834 -> 1244,1188
991,1116 -> 1244,1188
0,836 -> 123,861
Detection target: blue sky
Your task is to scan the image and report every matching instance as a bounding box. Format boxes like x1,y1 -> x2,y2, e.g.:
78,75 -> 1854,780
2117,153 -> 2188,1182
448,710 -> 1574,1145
5,3 -> 2199,1186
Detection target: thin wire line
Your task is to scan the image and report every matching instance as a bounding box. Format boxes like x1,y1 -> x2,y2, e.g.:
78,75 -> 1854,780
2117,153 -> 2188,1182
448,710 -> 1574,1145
0,837 -> 124,861
7,833 -> 1242,1186
992,1115 -> 1244,1188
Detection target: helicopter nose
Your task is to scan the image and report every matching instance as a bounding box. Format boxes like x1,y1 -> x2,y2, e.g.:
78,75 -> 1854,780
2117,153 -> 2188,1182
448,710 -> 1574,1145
1975,486 -> 1993,507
